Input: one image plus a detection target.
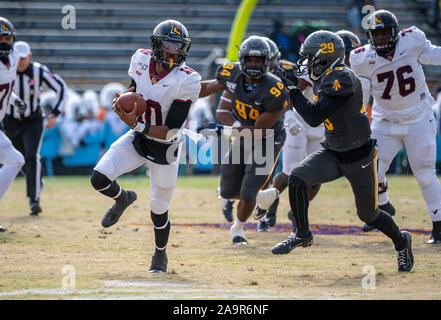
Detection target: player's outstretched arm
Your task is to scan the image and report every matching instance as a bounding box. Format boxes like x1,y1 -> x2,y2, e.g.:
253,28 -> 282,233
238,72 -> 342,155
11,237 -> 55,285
199,79 -> 224,98
215,90 -> 236,126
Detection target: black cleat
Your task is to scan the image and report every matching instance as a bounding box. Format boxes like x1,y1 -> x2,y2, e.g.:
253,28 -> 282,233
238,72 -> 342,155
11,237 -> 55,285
426,232 -> 441,244
222,199 -> 234,222
396,231 -> 414,272
272,232 -> 313,255
253,206 -> 267,220
232,236 -> 248,245
148,251 -> 168,273
101,190 -> 137,228
0,225 -> 6,232
29,200 -> 42,216
362,202 -> 396,232
257,218 -> 271,232
287,210 -> 298,234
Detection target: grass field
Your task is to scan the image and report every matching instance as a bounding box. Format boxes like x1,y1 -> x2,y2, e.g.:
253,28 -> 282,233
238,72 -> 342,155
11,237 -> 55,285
1,174 -> 441,300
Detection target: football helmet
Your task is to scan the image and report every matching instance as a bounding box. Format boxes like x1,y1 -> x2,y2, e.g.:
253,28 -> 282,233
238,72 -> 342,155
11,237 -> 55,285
335,30 -> 361,56
0,17 -> 16,58
151,19 -> 191,70
238,35 -> 271,80
297,30 -> 345,81
364,10 -> 399,54
261,36 -> 281,72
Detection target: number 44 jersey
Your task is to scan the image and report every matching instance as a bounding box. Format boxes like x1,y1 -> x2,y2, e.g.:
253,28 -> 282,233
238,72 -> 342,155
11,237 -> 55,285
350,26 -> 441,124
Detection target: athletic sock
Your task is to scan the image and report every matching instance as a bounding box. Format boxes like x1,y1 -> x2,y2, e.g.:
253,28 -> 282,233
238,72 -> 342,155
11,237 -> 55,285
369,209 -> 404,250
289,175 -> 310,238
151,210 -> 170,250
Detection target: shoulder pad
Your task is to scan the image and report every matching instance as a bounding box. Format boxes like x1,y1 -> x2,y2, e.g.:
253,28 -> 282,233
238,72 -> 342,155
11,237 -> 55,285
215,62 -> 241,87
349,44 -> 371,75
399,26 -> 427,49
262,74 -> 289,112
321,67 -> 354,97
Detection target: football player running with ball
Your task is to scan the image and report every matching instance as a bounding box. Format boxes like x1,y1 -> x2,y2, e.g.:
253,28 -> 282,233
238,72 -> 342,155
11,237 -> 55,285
350,10 -> 441,243
272,30 -> 414,272
199,36 -> 288,245
90,20 -> 201,273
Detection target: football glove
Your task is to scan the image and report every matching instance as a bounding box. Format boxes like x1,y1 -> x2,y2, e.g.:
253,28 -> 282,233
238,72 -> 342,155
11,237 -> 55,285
274,65 -> 299,90
197,122 -> 224,136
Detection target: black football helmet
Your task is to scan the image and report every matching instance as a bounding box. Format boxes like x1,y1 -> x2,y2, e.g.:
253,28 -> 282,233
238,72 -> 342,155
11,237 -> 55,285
297,30 -> 345,81
150,19 -> 191,70
364,10 -> 399,54
336,30 -> 361,56
261,36 -> 281,72
238,35 -> 271,80
0,17 -> 16,58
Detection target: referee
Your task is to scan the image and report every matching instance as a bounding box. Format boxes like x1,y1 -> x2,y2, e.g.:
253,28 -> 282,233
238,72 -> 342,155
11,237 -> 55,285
2,41 -> 67,216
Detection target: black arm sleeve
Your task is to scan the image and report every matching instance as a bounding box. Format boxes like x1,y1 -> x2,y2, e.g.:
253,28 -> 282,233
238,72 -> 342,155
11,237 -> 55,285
129,78 -> 137,90
289,89 -> 351,127
164,100 -> 192,129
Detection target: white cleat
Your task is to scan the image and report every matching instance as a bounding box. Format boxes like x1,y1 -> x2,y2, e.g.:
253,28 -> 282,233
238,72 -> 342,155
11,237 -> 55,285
256,188 -> 279,211
230,222 -> 247,245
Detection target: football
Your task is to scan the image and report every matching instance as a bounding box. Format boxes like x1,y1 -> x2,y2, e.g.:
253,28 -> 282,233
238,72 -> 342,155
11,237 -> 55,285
116,92 -> 147,116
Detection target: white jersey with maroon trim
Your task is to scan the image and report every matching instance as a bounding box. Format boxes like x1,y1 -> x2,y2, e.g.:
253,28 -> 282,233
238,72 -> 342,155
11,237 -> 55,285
128,48 -> 201,136
0,49 -> 19,121
350,26 -> 441,124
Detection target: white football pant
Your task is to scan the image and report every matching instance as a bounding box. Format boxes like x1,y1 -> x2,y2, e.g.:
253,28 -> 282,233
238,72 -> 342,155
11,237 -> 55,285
0,130 -> 25,200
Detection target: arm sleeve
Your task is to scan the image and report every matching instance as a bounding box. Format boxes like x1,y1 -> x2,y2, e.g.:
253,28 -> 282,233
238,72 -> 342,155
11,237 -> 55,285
40,65 -> 67,116
290,89 -> 351,127
164,100 -> 192,129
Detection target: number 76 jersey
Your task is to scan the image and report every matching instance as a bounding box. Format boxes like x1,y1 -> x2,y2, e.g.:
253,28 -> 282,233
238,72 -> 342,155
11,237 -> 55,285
350,26 -> 441,124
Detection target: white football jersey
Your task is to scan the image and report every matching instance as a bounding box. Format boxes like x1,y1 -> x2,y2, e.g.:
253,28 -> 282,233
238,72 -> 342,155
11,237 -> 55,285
128,49 -> 201,140
0,49 -> 19,121
350,26 -> 441,124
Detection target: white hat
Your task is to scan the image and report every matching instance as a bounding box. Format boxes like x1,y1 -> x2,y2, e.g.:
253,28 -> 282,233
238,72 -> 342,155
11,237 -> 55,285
14,41 -> 31,58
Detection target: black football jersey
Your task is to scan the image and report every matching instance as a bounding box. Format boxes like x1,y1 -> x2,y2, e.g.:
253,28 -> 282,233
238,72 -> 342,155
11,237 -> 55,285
215,62 -> 288,137
313,65 -> 371,152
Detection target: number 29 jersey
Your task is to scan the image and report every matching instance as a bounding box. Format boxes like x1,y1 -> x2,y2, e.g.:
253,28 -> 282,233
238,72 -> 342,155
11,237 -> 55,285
215,62 -> 288,137
350,26 -> 441,124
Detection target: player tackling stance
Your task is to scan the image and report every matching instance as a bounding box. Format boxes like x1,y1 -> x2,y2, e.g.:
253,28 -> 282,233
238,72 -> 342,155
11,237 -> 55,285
90,20 -> 201,273
199,36 -> 288,245
272,30 -> 414,272
350,10 -> 441,243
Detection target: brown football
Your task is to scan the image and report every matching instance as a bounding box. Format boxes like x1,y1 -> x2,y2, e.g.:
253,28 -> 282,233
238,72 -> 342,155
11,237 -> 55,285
116,92 -> 147,116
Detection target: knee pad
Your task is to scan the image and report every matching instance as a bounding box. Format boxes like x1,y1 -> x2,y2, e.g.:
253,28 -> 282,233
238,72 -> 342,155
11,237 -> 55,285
240,186 -> 257,203
289,174 -> 307,189
221,189 -> 237,200
151,199 -> 170,215
415,169 -> 436,189
91,170 -> 112,191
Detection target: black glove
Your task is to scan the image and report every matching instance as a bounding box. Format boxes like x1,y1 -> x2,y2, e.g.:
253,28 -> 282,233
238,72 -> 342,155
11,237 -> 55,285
274,65 -> 299,90
14,98 -> 27,116
197,122 -> 224,136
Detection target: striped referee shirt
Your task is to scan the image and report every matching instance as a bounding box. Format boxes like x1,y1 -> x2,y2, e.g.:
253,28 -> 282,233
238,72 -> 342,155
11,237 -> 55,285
8,61 -> 67,120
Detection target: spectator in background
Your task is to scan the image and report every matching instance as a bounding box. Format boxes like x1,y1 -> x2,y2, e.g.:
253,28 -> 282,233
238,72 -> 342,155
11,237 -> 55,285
270,20 -> 295,62
345,0 -> 374,37
289,20 -> 329,62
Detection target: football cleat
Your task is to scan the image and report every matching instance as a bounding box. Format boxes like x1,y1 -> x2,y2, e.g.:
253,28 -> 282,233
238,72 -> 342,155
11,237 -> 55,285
221,198 -> 234,222
0,225 -> 6,232
148,250 -> 168,273
426,232 -> 441,244
29,200 -> 42,216
257,218 -> 271,232
272,232 -> 313,255
256,188 -> 279,211
361,202 -> 396,232
232,236 -> 248,245
265,210 -> 277,227
253,205 -> 267,220
396,231 -> 414,272
101,190 -> 137,228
